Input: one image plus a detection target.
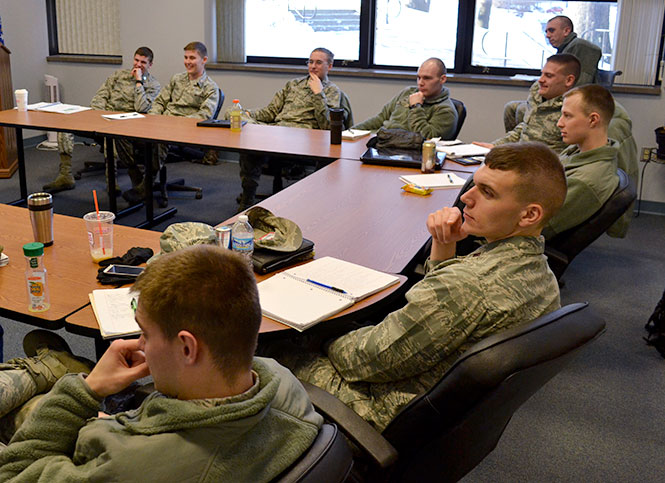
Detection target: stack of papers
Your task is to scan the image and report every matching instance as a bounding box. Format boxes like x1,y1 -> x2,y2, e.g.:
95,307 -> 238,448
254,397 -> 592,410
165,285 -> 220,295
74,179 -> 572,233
27,102 -> 91,114
399,172 -> 467,189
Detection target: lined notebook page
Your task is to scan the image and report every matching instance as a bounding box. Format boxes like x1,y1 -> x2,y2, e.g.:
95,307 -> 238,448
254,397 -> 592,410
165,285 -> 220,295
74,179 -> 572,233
284,256 -> 399,301
258,274 -> 352,331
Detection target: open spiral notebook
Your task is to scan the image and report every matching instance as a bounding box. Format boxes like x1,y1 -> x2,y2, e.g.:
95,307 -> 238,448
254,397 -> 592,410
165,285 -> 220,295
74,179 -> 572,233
257,257 -> 399,331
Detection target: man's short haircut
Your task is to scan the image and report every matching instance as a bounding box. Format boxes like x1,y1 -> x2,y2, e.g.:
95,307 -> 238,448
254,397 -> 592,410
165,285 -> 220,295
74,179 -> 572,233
132,245 -> 261,380
564,84 -> 615,127
550,15 -> 574,32
546,53 -> 581,84
312,47 -> 334,64
423,57 -> 447,77
184,41 -> 207,58
134,46 -> 154,63
485,142 -> 567,225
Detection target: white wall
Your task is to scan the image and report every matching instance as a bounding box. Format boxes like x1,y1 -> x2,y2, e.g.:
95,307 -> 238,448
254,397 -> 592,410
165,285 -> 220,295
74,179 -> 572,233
3,0 -> 665,205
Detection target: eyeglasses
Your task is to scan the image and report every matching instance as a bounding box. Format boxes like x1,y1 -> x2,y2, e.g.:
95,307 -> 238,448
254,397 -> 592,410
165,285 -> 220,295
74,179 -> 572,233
306,59 -> 327,66
131,297 -> 138,313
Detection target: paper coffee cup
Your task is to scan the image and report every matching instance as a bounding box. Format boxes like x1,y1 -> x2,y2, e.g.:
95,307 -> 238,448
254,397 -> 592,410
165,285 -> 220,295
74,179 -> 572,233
15,89 -> 28,111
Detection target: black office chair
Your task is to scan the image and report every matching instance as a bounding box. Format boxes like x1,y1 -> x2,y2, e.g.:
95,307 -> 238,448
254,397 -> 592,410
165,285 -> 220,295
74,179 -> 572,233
411,175 -> 477,276
597,69 -> 623,90
545,168 -> 636,280
154,88 -> 225,207
74,134 -> 108,180
302,302 -> 605,483
450,98 -> 467,140
273,423 -> 353,483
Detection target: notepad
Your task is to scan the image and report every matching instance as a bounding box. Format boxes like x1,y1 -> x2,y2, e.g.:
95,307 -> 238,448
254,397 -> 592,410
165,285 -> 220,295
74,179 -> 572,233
342,129 -> 371,140
436,143 -> 490,158
399,172 -> 467,189
89,287 -> 141,339
257,256 -> 400,331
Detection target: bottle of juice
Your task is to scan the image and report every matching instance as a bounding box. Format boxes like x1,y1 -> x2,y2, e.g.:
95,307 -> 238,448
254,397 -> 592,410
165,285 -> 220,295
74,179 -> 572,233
23,242 -> 50,312
230,99 -> 243,133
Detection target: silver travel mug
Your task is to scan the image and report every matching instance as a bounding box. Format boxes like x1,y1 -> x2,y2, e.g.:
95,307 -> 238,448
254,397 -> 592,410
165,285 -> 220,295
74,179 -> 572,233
28,192 -> 54,246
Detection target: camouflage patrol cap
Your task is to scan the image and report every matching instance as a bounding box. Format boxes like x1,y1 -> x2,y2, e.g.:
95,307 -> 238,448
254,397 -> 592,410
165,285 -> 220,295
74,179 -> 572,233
247,206 -> 303,252
148,222 -> 217,263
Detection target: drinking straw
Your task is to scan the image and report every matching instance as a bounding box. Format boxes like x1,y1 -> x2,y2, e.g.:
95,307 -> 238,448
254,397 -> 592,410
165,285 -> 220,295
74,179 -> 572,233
92,190 -> 106,255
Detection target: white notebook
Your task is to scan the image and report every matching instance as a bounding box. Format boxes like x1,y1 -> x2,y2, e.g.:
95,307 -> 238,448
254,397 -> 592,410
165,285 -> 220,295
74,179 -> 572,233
399,172 -> 467,189
341,129 -> 371,140
258,256 -> 400,331
436,143 -> 490,158
89,287 -> 141,339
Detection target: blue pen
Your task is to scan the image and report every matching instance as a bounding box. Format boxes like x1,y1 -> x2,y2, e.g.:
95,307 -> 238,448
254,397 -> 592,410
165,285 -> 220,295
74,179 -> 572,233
307,279 -> 347,294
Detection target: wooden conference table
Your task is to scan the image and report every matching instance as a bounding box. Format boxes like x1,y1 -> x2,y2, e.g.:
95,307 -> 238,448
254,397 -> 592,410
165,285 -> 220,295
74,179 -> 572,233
0,203 -> 158,328
0,108 -> 370,226
0,202 -> 404,356
66,158 -> 469,349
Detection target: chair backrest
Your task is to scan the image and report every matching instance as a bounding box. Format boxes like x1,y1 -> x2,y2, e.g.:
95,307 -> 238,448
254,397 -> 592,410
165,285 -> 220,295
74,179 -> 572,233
597,69 -> 623,89
339,91 -> 354,130
450,98 -> 467,140
273,423 -> 353,483
212,88 -> 225,119
381,302 -> 605,483
545,168 -> 636,279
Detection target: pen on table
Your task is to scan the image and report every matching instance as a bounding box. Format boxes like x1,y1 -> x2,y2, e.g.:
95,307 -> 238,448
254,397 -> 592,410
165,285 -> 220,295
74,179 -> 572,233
307,279 -> 347,294
447,174 -> 453,183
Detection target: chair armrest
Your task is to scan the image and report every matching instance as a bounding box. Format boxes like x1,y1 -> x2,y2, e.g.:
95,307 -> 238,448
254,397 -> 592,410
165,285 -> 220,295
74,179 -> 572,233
300,380 -> 398,469
544,245 -> 569,280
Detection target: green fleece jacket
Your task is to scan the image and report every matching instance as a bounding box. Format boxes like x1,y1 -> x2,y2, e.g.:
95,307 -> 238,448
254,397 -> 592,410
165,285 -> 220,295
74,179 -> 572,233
607,102 -> 637,237
0,357 -> 322,482
353,86 -> 458,140
558,32 -> 602,85
543,141 -> 619,240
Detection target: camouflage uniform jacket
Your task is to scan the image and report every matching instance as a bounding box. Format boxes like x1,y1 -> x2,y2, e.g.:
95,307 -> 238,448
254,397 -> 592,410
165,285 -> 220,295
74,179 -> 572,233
353,86 -> 458,140
493,81 -> 567,153
149,71 -> 219,120
250,76 -> 341,129
89,69 -> 160,113
558,32 -> 602,85
543,141 -> 619,239
294,236 -> 560,431
0,358 -> 322,481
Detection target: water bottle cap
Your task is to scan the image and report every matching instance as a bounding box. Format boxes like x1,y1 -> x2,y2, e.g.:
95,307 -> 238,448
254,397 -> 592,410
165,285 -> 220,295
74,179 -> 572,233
23,242 -> 44,257
238,214 -> 248,222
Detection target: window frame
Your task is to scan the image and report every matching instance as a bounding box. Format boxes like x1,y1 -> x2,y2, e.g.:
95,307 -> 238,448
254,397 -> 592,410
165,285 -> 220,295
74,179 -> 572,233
244,0 -> 625,79
45,0 -> 122,60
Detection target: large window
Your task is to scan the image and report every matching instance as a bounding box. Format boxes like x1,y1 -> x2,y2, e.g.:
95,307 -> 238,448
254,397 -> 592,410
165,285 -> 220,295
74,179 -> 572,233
471,1 -> 618,71
245,0 -> 361,60
241,0 -> 629,76
46,0 -> 120,57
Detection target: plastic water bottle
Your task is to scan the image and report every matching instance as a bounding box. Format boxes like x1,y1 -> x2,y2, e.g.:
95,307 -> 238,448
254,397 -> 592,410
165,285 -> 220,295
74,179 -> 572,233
230,99 -> 243,132
23,242 -> 50,312
232,214 -> 254,266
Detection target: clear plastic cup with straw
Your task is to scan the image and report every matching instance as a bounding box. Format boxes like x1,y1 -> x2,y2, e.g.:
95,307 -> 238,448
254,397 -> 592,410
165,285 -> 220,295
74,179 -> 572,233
83,190 -> 115,262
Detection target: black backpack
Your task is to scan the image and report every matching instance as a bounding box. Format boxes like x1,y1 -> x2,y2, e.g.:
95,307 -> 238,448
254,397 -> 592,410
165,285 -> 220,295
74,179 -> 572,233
645,288 -> 665,358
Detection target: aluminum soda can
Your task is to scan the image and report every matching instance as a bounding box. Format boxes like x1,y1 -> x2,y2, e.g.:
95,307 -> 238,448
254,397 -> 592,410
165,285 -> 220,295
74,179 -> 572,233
421,141 -> 436,173
215,225 -> 232,249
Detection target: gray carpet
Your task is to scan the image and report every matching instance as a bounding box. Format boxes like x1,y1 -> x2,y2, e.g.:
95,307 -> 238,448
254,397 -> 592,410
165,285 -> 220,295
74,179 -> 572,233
1,140 -> 664,480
